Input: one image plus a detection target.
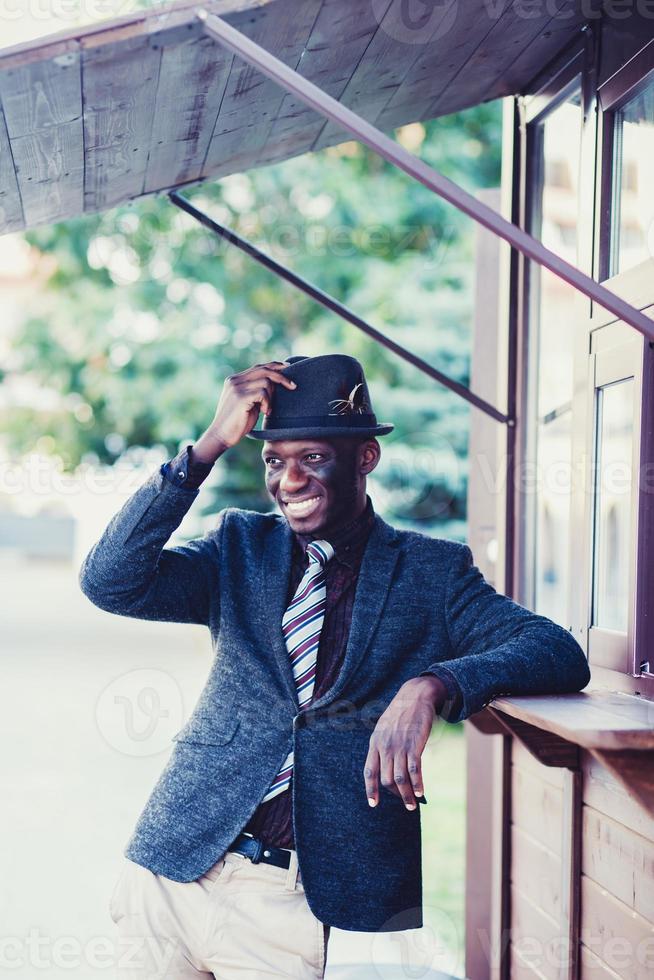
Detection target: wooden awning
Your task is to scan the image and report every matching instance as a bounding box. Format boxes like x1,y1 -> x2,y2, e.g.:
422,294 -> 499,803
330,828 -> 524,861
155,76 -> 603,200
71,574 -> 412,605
0,0 -> 591,234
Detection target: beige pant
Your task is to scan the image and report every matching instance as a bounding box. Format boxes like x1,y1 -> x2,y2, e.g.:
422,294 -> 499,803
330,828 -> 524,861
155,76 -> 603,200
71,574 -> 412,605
109,849 -> 330,978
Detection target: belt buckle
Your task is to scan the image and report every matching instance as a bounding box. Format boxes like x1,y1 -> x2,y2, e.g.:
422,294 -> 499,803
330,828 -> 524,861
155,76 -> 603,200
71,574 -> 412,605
242,832 -> 264,864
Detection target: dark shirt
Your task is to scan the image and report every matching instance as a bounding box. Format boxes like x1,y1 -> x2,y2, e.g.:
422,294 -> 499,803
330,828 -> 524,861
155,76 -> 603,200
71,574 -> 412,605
161,444 -> 463,847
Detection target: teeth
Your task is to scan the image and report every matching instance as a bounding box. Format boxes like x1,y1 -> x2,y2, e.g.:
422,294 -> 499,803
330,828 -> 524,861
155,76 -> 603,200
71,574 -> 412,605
285,496 -> 321,516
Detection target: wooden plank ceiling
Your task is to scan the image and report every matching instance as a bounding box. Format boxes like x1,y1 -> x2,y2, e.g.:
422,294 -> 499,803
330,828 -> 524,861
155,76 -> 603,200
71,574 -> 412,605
0,0 -> 591,234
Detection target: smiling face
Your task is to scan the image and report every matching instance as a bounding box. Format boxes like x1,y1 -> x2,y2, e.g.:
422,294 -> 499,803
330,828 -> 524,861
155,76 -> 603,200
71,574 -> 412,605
261,435 -> 381,535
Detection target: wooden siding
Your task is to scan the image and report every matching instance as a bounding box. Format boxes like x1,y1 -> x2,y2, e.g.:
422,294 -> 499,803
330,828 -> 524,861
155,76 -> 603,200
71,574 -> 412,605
512,741 -> 565,853
507,741 -> 654,980
510,740 -> 570,979
0,0 -> 595,234
579,753 -> 654,979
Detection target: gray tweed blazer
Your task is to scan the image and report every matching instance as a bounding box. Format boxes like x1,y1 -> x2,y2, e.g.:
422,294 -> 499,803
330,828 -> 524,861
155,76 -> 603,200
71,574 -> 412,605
79,465 -> 591,932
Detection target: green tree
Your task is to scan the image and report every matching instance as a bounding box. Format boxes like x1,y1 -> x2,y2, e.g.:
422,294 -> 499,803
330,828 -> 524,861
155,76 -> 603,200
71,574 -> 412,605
3,103 -> 501,534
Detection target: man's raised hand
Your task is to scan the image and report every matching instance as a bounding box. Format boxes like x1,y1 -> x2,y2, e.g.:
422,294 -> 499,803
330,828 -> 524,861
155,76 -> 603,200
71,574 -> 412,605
193,361 -> 297,463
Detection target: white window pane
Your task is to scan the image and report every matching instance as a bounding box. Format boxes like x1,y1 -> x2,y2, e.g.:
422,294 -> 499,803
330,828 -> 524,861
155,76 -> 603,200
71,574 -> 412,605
534,410 -> 571,625
536,98 -> 581,417
613,79 -> 654,275
592,378 -> 634,631
530,94 -> 580,622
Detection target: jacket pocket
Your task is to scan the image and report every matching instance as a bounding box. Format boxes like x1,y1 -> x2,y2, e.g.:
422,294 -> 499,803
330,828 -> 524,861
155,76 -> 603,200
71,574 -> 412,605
171,701 -> 241,746
172,715 -> 240,745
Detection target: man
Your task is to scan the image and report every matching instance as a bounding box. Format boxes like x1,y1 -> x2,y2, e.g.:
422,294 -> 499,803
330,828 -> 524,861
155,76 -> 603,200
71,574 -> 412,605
79,353 -> 591,978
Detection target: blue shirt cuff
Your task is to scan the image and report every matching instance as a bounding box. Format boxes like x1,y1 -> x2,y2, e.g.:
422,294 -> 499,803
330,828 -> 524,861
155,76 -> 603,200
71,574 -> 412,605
161,444 -> 215,491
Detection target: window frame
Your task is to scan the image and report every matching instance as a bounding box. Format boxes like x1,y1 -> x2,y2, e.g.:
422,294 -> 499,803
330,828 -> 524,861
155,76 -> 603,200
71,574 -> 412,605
588,39 -> 654,694
515,27 -> 654,696
581,314 -> 654,695
585,331 -> 643,675
522,73 -> 583,618
597,42 -> 654,283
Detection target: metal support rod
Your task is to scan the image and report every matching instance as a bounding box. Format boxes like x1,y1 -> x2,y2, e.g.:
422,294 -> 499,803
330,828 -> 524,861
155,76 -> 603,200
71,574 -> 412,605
169,189 -> 512,424
197,7 -> 654,344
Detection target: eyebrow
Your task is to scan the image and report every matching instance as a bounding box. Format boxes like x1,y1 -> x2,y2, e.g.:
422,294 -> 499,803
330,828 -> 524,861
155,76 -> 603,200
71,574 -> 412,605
260,446 -> 330,459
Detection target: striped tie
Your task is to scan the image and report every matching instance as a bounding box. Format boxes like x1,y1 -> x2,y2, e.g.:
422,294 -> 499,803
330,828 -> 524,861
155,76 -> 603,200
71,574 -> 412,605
261,538 -> 335,803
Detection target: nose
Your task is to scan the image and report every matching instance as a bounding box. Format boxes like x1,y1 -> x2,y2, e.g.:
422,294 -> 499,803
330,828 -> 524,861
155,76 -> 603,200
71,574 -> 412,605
279,461 -> 309,495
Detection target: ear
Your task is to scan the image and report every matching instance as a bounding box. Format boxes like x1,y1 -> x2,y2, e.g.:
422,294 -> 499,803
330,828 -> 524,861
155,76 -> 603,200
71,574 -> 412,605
360,438 -> 381,475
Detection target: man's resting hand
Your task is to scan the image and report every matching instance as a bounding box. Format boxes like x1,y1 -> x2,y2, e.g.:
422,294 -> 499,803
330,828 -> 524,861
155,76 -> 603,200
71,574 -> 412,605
362,675 -> 447,811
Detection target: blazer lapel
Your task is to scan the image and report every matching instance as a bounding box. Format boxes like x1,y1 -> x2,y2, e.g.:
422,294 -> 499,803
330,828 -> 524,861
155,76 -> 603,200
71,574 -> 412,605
260,517 -> 300,705
308,513 -> 401,712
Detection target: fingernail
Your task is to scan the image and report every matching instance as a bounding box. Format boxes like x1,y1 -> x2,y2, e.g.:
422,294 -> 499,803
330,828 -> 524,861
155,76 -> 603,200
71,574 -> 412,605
291,381 -> 297,387
406,802 -> 417,811
368,798 -> 377,807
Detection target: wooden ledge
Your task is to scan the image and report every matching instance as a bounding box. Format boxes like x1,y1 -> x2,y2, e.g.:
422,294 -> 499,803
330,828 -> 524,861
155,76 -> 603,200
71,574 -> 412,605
468,688 -> 654,815
482,688 -> 654,751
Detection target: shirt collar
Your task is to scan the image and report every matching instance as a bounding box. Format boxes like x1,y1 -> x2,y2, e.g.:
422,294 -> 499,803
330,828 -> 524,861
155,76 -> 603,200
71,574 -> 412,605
293,494 -> 376,567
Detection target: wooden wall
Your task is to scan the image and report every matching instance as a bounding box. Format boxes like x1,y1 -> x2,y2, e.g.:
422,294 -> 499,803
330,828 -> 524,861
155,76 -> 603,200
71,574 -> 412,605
509,740 -> 570,980
506,740 -> 654,980
579,753 -> 654,979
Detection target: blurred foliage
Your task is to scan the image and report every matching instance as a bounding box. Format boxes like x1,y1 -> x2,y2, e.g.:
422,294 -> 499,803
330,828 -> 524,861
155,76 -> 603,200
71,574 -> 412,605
422,723 -> 466,959
4,103 -> 501,533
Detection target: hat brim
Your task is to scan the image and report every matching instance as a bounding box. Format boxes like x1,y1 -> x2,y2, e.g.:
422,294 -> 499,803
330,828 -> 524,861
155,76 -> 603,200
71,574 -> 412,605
246,423 -> 395,440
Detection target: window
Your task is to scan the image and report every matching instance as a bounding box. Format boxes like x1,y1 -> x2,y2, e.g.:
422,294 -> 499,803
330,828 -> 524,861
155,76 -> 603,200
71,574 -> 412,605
611,77 -> 654,275
591,377 -> 634,632
517,39 -> 654,693
593,48 -> 654,690
529,90 -> 582,625
586,335 -> 642,675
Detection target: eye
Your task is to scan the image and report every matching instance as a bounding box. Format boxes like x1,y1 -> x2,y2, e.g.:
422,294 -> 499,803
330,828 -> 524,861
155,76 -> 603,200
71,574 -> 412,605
306,453 -> 323,461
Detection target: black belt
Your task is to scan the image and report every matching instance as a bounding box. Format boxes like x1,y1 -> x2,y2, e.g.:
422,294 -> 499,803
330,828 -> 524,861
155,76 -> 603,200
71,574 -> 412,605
227,832 -> 292,869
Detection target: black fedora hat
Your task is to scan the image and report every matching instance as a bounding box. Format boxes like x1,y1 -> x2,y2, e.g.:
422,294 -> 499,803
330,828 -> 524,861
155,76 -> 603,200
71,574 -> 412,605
246,353 -> 394,441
